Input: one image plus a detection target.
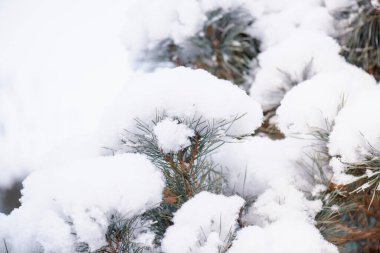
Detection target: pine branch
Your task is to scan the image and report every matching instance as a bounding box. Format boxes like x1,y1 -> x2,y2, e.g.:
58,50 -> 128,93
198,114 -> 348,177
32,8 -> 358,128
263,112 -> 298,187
122,112 -> 242,245
341,2 -> 380,81
150,7 -> 260,87
92,214 -> 150,253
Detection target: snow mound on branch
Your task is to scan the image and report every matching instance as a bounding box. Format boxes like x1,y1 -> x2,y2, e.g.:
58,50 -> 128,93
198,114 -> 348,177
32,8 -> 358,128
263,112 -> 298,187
100,67 -> 263,149
252,1 -> 334,48
250,31 -> 343,111
154,118 -> 195,153
228,221 -> 338,253
162,192 -> 244,253
212,137 -> 309,197
123,0 -> 253,64
247,183 -> 322,225
228,184 -> 338,253
123,0 -> 334,67
324,0 -> 358,13
0,154 -> 164,253
329,88 -> 380,163
277,65 -> 376,136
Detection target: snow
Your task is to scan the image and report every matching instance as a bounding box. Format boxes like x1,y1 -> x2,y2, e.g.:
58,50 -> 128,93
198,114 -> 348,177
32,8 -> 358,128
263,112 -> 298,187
123,0 -> 336,68
123,0 -> 253,66
153,118 -> 195,153
328,87 -> 380,163
312,184 -> 328,197
251,1 -> 334,49
228,220 -> 338,253
277,65 -> 376,136
250,31 -> 343,111
0,154 -> 164,252
324,0 -> 358,12
0,0 -> 371,252
99,67 -> 263,150
372,0 -> 380,9
329,157 -> 359,185
161,192 -> 244,253
0,0 -> 132,188
212,136 -> 310,197
247,183 -> 322,226
228,184 -> 337,253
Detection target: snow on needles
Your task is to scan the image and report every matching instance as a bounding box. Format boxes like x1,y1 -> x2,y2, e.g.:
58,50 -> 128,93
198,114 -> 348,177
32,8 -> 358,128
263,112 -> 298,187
250,31 -> 344,111
277,65 -> 376,136
212,136 -> 310,197
100,67 -> 263,150
329,87 -> 380,163
1,0 -> 377,252
0,154 -> 164,252
228,184 -> 338,253
123,0 -> 252,65
154,118 -> 195,153
162,192 -> 244,253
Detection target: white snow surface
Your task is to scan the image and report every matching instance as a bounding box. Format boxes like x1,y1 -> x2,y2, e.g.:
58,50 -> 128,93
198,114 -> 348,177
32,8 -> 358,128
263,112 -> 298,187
277,65 -> 376,136
228,220 -> 338,253
0,0 -> 132,188
251,0 -> 334,49
228,184 -> 337,253
372,0 -> 380,9
162,192 -> 244,253
324,0 -> 358,12
154,118 -> 195,153
247,183 -> 322,226
250,31 -> 343,111
0,154 -> 164,253
329,87 -> 380,163
100,67 -> 263,150
212,136 -> 310,197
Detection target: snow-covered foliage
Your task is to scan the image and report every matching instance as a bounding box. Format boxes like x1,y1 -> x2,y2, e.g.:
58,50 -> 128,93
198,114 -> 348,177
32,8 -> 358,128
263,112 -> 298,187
277,65 -> 376,136
324,0 -> 358,12
0,154 -> 164,252
229,184 -> 338,253
100,67 -> 263,151
1,0 -> 379,252
212,137 -> 309,196
162,192 -> 244,253
153,119 -> 195,153
229,220 -> 338,253
123,0 -> 253,67
329,87 -> 380,163
250,31 -> 344,111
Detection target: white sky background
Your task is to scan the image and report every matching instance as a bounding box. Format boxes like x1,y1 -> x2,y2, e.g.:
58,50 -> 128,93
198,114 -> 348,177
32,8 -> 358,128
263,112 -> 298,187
0,0 -> 134,186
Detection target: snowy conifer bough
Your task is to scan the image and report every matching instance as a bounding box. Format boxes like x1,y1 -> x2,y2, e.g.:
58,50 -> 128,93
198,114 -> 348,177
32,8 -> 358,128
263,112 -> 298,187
1,0 -> 380,252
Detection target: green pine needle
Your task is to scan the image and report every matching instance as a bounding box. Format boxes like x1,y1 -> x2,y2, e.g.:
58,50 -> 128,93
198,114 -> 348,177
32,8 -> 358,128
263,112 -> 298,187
152,7 -> 260,87
341,4 -> 380,81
